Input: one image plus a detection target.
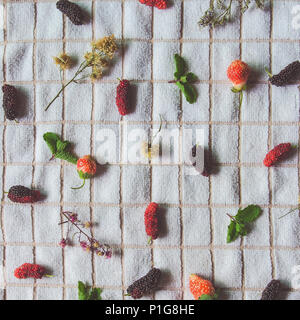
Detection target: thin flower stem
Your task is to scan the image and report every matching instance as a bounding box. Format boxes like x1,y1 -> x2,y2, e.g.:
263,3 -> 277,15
226,213 -> 235,222
61,212 -> 93,243
44,62 -> 89,111
278,207 -> 300,220
58,220 -> 69,225
151,114 -> 163,144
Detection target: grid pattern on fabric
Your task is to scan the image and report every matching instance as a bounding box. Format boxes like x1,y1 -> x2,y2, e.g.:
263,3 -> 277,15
0,0 -> 300,300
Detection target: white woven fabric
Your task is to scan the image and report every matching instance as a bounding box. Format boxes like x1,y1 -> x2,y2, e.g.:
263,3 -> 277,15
0,0 -> 300,300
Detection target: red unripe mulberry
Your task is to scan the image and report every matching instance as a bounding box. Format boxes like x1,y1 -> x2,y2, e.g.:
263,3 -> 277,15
116,79 -> 130,116
139,0 -> 167,9
263,143 -> 292,167
14,263 -> 46,279
144,202 -> 159,244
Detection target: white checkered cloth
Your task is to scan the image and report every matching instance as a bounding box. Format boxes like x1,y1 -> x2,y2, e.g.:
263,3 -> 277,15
0,0 -> 300,300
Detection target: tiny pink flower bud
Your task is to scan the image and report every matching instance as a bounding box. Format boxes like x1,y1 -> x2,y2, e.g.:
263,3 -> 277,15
59,238 -> 68,248
69,213 -> 78,223
105,250 -> 112,259
80,241 -> 88,249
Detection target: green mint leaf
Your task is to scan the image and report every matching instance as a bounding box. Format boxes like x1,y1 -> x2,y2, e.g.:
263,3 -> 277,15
227,220 -> 239,243
181,82 -> 198,104
78,281 -> 88,300
43,132 -> 78,164
236,222 -> 248,236
55,150 -> 78,165
88,287 -> 102,300
235,205 -> 262,224
176,81 -> 197,104
199,294 -> 213,300
174,54 -> 186,80
43,132 -> 60,154
180,72 -> 198,83
56,139 -> 70,153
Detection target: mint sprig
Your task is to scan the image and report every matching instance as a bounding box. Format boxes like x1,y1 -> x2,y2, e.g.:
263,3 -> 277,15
78,281 -> 102,300
171,54 -> 198,104
43,132 -> 78,164
226,205 -> 262,243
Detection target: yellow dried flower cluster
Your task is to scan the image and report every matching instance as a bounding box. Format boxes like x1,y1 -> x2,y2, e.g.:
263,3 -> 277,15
84,34 -> 117,81
53,53 -> 73,70
141,141 -> 159,159
46,35 -> 118,111
92,35 -> 117,59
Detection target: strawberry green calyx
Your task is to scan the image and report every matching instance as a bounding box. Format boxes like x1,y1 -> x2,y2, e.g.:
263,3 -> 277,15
72,155 -> 97,190
198,293 -> 218,300
189,274 -> 217,300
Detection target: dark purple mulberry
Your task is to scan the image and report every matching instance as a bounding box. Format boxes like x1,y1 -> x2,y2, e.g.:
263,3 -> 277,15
2,84 -> 18,121
269,61 -> 300,87
261,280 -> 280,300
126,268 -> 161,299
56,0 -> 84,25
7,185 -> 41,204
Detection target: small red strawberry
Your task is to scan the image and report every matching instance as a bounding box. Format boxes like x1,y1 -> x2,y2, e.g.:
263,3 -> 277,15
263,143 -> 293,167
189,274 -> 217,300
72,155 -> 97,189
116,79 -> 130,116
7,185 -> 41,203
139,0 -> 167,10
144,202 -> 159,244
227,60 -> 250,108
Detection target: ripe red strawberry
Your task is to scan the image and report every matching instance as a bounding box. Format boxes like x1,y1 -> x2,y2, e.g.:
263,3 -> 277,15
227,60 -> 250,91
144,202 -> 159,244
7,185 -> 40,203
14,263 -> 46,279
227,60 -> 250,108
72,155 -> 97,189
139,0 -> 167,9
116,79 -> 130,116
189,274 -> 217,300
263,143 -> 292,167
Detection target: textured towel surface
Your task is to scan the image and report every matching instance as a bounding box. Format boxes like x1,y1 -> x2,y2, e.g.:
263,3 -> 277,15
0,0 -> 300,300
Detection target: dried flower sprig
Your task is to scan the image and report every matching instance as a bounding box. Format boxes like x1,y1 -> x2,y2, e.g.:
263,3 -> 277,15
45,34 -> 117,111
198,0 -> 265,29
59,211 -> 112,259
